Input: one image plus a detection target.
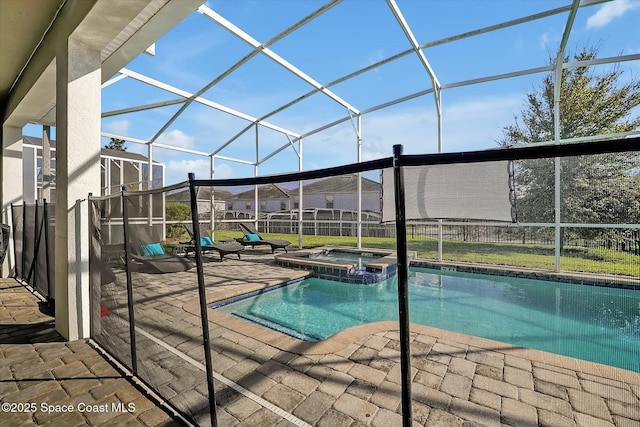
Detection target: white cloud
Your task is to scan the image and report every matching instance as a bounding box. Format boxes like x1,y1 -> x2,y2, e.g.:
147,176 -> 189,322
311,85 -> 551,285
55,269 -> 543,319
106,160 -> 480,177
441,95 -> 523,151
144,93 -> 525,180
164,159 -> 233,185
103,119 -> 130,135
297,93 -> 524,171
587,0 -> 636,29
367,95 -> 522,153
514,37 -> 525,53
368,49 -> 385,65
539,29 -> 561,50
156,129 -> 195,148
213,163 -> 233,179
540,32 -> 550,49
154,129 -> 195,155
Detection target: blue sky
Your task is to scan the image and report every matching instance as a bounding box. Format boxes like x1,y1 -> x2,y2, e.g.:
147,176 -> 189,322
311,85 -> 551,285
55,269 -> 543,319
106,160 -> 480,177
27,0 -> 640,185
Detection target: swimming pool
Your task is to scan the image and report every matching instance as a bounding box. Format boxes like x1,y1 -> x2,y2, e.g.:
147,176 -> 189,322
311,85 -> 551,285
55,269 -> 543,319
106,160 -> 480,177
215,268 -> 640,372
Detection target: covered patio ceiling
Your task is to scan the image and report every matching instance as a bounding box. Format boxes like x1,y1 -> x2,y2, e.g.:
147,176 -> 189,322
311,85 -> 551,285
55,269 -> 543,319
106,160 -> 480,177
1,0 -> 204,129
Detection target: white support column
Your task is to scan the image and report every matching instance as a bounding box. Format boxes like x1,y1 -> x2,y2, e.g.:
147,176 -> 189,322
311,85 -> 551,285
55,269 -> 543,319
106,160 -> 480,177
552,0 -> 579,273
147,144 -> 153,226
553,79 -> 563,272
437,90 -> 443,262
554,119 -> 562,272
55,37 -> 101,340
437,222 -> 443,262
209,155 -> 215,239
1,126 -> 23,277
254,124 -> 259,230
553,157 -> 562,272
24,145 -> 37,204
161,164 -> 166,241
356,114 -> 362,249
254,165 -> 259,227
105,157 -> 112,243
298,139 -> 303,248
42,126 -> 52,202
105,156 -> 111,196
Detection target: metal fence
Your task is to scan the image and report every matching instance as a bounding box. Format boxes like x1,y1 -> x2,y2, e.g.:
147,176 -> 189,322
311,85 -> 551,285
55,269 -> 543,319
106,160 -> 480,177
89,185 -> 211,426
10,200 -> 55,300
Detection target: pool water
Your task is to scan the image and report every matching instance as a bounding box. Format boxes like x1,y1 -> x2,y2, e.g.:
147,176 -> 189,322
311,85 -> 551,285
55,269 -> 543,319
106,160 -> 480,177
216,268 -> 640,372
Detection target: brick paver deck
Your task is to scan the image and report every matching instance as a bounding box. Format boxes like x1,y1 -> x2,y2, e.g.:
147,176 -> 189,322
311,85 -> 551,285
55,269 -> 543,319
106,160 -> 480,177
0,279 -> 181,426
2,248 -> 639,426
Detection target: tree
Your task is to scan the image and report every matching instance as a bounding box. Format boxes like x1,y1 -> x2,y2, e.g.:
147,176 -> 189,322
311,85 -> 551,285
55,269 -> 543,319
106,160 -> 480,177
499,47 -> 640,245
105,137 -> 127,151
165,202 -> 191,239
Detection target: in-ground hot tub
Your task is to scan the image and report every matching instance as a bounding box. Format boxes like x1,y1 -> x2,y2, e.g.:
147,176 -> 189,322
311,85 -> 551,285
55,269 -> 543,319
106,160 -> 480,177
275,246 -> 415,284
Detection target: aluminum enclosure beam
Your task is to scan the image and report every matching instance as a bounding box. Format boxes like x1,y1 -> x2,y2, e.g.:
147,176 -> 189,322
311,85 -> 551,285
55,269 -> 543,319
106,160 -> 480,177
117,68 -> 299,138
553,0 -> 581,272
217,0 -> 608,146
197,3 -> 359,115
297,52 -> 636,143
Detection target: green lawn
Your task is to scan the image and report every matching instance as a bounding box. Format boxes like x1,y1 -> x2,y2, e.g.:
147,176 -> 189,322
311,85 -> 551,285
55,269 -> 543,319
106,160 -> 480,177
201,230 -> 639,278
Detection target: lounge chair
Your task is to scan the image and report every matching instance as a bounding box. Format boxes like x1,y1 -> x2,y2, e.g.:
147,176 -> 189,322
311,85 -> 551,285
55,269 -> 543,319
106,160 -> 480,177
235,223 -> 291,253
131,242 -> 195,274
128,226 -> 195,274
182,224 -> 244,261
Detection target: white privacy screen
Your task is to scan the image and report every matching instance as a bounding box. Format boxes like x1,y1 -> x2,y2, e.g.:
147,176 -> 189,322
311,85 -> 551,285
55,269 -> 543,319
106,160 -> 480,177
382,161 -> 515,222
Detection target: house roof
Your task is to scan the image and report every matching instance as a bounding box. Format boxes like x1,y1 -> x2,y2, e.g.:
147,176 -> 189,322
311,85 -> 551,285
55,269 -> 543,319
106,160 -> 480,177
22,135 -> 161,164
166,187 -> 234,202
296,174 -> 381,194
168,175 -> 381,202
101,148 -> 161,164
232,183 -> 290,200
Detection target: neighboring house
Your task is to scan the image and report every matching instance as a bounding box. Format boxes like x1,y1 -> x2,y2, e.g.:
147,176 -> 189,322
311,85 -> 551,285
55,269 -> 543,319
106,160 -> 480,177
22,135 -> 165,203
293,174 -> 381,213
230,183 -> 292,213
183,175 -> 382,216
165,186 -> 231,214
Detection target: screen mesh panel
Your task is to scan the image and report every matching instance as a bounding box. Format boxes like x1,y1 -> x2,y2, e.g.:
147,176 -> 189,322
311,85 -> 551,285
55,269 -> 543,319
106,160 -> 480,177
22,204 -> 36,287
11,204 -> 23,278
90,198 -> 133,369
126,191 -> 211,425
33,202 -> 48,297
10,202 -> 55,299
382,161 -> 515,222
46,204 -> 55,298
90,188 -> 212,425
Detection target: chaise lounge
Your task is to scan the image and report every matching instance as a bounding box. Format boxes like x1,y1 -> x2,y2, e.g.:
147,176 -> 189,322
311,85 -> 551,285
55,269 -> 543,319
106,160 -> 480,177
182,224 -> 244,261
234,223 -> 291,253
128,227 -> 194,274
132,242 -> 195,274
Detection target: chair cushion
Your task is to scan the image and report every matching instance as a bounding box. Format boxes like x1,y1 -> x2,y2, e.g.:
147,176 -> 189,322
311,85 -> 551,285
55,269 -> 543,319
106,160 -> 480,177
200,236 -> 214,246
246,233 -> 261,242
141,243 -> 165,256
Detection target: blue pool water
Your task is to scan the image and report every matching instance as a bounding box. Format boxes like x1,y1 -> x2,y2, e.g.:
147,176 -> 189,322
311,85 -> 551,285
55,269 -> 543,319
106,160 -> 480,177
216,268 -> 640,372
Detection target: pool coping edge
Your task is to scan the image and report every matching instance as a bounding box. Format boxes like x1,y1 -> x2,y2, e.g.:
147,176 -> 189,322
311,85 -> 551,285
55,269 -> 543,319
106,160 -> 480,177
182,298 -> 640,386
